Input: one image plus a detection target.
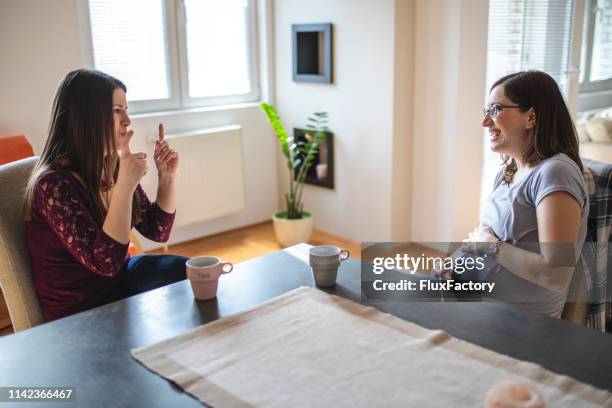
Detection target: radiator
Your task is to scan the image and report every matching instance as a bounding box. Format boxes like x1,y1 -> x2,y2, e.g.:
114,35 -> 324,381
150,125 -> 246,228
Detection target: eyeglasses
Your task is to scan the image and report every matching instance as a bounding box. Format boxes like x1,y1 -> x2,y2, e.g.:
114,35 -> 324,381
482,103 -> 521,119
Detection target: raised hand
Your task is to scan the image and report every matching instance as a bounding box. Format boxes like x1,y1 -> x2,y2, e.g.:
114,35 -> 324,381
116,130 -> 148,192
154,123 -> 179,178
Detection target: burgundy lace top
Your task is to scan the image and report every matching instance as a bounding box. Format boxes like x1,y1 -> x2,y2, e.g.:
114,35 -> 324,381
25,170 -> 175,321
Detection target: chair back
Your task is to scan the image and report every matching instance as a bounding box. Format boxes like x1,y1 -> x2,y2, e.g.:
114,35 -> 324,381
571,158 -> 612,332
0,157 -> 43,331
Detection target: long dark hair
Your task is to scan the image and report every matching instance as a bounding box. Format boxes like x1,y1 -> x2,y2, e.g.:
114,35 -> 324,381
24,69 -> 141,224
491,71 -> 582,185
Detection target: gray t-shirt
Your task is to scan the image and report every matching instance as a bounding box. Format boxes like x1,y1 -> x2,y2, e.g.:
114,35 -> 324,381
479,153 -> 589,318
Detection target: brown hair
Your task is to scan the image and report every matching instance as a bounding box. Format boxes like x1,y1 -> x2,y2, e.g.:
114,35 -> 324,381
490,71 -> 582,185
24,69 -> 141,224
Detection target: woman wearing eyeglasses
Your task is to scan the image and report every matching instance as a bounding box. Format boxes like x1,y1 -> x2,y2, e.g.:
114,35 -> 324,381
460,70 -> 588,318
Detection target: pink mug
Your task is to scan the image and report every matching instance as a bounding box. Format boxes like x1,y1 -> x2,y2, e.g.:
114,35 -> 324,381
186,256 -> 233,300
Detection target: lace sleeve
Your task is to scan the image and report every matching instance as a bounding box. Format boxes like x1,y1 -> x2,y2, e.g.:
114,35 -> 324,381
133,184 -> 175,242
34,172 -> 128,277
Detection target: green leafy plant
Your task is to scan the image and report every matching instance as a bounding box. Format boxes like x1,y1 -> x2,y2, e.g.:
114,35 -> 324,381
261,103 -> 329,219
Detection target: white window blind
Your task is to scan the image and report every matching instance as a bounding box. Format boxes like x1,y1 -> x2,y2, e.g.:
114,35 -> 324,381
485,0 -> 575,94
590,0 -> 612,80
481,0 -> 576,202
183,0 -> 252,98
581,0 -> 612,83
84,0 -> 260,112
575,0 -> 612,107
88,0 -> 171,102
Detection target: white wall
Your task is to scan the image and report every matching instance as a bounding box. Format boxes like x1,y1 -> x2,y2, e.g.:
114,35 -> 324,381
0,0 -> 83,153
274,0 -> 488,244
0,0 -> 278,250
410,0 -> 488,242
273,0 -> 397,243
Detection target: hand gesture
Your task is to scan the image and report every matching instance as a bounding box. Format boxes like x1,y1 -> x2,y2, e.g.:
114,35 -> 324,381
116,130 -> 148,192
154,123 -> 179,178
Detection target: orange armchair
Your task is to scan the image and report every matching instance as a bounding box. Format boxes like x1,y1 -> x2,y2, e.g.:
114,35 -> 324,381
0,134 -> 34,165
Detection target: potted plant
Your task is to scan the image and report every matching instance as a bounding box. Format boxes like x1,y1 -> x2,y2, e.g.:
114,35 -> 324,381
261,103 -> 329,247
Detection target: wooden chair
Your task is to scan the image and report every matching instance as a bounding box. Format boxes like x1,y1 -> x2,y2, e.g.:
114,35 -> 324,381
0,136 -> 142,332
0,157 -> 44,331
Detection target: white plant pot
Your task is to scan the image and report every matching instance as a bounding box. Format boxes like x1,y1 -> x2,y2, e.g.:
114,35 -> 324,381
272,212 -> 314,247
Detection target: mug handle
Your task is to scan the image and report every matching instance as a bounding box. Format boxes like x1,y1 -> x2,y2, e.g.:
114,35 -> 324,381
340,249 -> 350,261
221,262 -> 233,274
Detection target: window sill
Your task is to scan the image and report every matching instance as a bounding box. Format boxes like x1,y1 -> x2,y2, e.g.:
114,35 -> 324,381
131,101 -> 263,119
578,90 -> 612,112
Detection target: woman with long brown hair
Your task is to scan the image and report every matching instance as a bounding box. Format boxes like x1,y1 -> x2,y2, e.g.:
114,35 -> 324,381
459,70 -> 589,318
24,69 -> 186,321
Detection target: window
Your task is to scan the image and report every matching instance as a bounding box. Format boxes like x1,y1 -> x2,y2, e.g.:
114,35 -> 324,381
83,0 -> 259,113
580,0 -> 612,92
87,0 -> 172,103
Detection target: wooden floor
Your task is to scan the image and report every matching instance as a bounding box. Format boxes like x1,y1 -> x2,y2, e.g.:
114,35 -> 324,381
0,221 -> 360,337
148,221 -> 361,262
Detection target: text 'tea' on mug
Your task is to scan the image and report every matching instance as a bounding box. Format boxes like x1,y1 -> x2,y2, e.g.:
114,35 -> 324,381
186,256 -> 233,300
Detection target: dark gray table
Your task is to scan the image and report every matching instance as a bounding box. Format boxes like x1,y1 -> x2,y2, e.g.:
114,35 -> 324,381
1,249 -> 611,407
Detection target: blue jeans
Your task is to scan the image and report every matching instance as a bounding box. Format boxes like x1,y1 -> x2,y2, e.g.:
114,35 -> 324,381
120,254 -> 188,297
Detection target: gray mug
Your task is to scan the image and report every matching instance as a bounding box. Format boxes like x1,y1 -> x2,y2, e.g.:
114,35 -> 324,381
309,245 -> 350,287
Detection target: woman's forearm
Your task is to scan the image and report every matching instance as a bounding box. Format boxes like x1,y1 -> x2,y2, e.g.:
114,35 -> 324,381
102,184 -> 134,244
495,242 -> 577,293
156,175 -> 176,214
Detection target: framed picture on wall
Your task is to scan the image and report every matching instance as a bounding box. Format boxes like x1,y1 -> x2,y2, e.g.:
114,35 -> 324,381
293,128 -> 334,189
292,23 -> 333,83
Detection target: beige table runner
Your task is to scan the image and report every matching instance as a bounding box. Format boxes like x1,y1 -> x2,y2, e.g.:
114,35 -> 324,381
132,287 -> 612,407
